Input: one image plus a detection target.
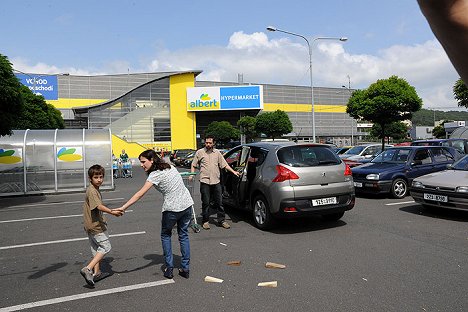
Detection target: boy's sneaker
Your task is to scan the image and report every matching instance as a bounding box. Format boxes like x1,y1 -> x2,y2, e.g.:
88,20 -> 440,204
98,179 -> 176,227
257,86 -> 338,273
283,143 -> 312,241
178,269 -> 190,279
80,267 -> 95,286
202,222 -> 210,230
93,272 -> 111,282
164,267 -> 174,279
220,221 -> 231,229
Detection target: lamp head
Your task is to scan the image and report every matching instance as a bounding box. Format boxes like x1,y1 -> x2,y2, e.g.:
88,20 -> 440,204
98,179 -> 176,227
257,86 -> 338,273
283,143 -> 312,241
266,26 -> 277,32
339,37 -> 348,42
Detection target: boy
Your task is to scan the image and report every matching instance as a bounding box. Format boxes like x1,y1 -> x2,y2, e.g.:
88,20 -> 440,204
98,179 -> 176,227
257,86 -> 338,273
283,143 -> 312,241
81,164 -> 123,286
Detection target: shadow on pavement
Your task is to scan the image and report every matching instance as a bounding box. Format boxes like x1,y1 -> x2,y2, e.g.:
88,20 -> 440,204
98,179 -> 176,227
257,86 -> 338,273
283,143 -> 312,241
399,204 -> 468,222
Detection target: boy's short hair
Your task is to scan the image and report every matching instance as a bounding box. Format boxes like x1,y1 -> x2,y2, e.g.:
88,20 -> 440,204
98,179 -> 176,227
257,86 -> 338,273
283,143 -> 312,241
88,164 -> 105,178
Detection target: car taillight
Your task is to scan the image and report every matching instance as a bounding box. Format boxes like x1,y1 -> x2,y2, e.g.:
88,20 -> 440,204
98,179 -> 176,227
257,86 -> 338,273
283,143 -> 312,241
272,165 -> 299,182
344,164 -> 352,176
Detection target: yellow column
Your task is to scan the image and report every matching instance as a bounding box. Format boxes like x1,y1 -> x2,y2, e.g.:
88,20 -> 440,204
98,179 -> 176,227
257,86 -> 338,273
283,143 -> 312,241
169,73 -> 197,150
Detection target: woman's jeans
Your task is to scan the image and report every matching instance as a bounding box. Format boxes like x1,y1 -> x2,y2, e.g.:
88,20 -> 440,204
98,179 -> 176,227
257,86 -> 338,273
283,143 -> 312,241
161,207 -> 191,271
200,182 -> 224,223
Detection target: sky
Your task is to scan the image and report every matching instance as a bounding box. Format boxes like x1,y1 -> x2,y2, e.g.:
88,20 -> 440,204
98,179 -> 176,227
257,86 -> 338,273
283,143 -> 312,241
1,0 -> 465,110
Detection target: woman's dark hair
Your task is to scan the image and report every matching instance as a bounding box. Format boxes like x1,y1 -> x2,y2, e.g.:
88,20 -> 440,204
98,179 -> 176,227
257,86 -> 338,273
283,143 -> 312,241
139,149 -> 170,174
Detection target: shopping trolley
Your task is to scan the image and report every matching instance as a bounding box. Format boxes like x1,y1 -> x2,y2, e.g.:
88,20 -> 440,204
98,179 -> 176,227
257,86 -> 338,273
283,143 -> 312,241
180,172 -> 201,233
122,160 -> 133,178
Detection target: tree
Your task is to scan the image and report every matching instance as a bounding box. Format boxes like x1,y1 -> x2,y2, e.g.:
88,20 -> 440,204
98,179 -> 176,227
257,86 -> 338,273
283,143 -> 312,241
255,110 -> 292,140
13,85 -> 65,130
204,121 -> 239,147
347,75 -> 422,150
453,78 -> 468,108
432,120 -> 453,138
237,116 -> 258,142
0,54 -> 24,136
370,121 -> 409,142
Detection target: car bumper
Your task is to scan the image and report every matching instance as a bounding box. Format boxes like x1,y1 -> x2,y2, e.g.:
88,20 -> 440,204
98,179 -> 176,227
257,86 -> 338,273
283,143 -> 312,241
353,179 -> 392,195
410,188 -> 468,211
272,193 -> 355,218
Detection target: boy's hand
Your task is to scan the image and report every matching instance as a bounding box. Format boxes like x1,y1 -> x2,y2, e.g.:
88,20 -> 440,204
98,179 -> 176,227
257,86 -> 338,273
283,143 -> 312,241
111,209 -> 124,217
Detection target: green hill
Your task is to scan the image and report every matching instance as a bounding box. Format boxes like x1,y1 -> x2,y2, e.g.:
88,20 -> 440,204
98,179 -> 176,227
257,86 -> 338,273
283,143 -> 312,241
412,109 -> 468,126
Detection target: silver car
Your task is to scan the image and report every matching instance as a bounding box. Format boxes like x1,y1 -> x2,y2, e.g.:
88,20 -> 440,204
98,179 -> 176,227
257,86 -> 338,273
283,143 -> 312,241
410,154 -> 468,211
222,141 -> 355,230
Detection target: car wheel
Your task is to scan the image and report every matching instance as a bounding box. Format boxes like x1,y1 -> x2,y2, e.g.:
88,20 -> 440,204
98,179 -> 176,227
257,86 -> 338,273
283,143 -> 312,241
322,211 -> 344,222
252,195 -> 275,230
391,178 -> 407,199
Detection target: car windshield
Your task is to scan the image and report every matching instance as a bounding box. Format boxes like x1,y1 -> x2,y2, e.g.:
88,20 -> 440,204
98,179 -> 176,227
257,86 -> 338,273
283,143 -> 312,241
452,155 -> 468,170
343,145 -> 365,155
277,145 -> 341,167
371,149 -> 410,163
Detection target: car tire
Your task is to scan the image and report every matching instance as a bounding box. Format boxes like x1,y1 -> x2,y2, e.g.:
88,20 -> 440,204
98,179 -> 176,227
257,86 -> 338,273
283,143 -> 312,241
391,178 -> 407,199
322,211 -> 345,222
252,194 -> 275,230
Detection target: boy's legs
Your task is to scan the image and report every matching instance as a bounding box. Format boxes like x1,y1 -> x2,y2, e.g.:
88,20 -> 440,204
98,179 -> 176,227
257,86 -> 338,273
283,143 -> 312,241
82,232 -> 111,285
176,207 -> 192,272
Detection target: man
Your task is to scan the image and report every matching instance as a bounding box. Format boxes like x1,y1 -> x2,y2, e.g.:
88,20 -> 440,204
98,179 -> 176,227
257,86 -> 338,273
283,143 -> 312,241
190,135 -> 240,230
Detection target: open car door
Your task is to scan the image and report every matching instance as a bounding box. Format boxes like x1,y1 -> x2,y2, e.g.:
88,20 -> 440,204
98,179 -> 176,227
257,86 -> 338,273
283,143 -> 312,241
231,146 -> 251,208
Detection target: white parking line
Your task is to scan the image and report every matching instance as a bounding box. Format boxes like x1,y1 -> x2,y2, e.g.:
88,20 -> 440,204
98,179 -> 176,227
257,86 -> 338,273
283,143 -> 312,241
0,210 -> 133,224
1,198 -> 125,211
385,200 -> 415,206
0,231 -> 146,250
0,279 -> 174,312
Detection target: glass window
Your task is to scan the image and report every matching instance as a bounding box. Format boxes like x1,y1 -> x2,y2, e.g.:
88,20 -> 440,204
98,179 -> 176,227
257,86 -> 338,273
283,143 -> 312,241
278,145 -> 340,167
413,149 -> 432,164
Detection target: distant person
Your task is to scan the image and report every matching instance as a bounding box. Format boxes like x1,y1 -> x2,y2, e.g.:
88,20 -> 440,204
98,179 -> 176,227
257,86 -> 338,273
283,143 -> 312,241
418,0 -> 468,83
120,149 -> 129,163
80,165 -> 123,287
190,135 -> 240,230
117,150 -> 194,279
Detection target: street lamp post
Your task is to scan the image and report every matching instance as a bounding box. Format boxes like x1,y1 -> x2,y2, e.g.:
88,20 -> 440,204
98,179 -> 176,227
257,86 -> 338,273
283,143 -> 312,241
266,26 -> 347,143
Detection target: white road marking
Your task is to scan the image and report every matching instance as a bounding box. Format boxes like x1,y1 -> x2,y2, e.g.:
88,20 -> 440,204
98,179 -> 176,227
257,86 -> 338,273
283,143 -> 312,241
1,198 -> 125,211
0,210 -> 133,224
0,231 -> 146,250
0,279 -> 174,312
385,201 -> 415,206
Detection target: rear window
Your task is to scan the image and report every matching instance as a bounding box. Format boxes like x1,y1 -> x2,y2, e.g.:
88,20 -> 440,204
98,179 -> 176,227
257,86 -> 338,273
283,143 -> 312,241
277,146 -> 341,167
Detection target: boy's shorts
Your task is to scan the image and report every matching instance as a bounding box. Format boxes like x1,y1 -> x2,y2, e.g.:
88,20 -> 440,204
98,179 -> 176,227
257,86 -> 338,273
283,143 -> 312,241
88,231 -> 111,255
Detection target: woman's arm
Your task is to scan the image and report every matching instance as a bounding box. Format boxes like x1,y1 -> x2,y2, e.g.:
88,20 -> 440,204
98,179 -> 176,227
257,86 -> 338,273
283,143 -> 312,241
418,0 -> 468,82
119,181 -> 154,211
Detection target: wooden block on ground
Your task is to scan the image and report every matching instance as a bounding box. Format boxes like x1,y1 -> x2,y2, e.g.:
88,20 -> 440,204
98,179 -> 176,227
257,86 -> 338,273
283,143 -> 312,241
258,281 -> 278,287
204,275 -> 224,283
265,262 -> 286,269
226,260 -> 241,266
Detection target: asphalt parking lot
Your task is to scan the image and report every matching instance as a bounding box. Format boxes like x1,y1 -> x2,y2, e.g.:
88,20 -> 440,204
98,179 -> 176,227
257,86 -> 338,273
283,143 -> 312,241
1,167 -> 467,312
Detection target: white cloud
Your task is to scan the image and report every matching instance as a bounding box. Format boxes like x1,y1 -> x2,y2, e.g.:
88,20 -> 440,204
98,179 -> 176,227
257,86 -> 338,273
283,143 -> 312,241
11,32 -> 465,111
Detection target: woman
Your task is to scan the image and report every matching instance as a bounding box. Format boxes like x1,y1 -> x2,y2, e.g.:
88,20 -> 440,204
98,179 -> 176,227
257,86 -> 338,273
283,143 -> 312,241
118,150 -> 193,279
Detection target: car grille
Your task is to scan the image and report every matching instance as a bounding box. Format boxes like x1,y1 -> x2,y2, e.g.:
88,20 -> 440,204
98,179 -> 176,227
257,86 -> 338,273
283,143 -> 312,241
423,185 -> 455,192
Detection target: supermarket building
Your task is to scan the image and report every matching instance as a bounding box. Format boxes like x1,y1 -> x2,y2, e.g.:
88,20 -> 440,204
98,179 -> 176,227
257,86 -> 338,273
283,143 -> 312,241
15,71 -> 360,157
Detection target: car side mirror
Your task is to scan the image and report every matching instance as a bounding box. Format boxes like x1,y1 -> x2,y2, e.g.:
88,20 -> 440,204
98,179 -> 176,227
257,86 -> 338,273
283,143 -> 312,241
446,164 -> 453,170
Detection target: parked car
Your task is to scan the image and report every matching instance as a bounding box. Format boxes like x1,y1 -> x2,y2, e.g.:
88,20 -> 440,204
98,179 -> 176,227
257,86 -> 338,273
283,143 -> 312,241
221,141 -> 355,230
352,146 -> 462,199
171,149 -> 195,166
410,154 -> 468,211
182,151 -> 195,168
411,138 -> 468,154
333,146 -> 353,155
340,144 -> 393,164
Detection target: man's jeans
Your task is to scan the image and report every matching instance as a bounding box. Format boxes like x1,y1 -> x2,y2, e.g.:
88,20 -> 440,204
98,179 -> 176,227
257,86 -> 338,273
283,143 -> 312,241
200,182 -> 225,223
161,207 -> 191,271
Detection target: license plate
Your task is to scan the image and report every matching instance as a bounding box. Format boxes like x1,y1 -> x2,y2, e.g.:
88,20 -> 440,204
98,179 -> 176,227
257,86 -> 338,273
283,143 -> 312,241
354,182 -> 362,187
312,197 -> 337,206
423,193 -> 448,202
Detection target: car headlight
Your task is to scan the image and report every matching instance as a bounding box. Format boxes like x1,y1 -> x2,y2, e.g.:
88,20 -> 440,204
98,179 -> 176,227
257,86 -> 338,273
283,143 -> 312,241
366,173 -> 380,180
456,186 -> 468,193
412,181 -> 425,188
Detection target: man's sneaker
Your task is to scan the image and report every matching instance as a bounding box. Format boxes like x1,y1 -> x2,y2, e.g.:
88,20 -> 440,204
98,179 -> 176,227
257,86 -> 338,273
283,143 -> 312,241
164,267 -> 174,279
202,222 -> 210,230
178,268 -> 190,279
80,267 -> 95,286
220,221 -> 231,229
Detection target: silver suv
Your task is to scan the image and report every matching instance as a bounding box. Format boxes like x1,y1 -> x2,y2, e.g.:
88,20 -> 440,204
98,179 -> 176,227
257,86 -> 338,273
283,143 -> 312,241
222,141 -> 355,230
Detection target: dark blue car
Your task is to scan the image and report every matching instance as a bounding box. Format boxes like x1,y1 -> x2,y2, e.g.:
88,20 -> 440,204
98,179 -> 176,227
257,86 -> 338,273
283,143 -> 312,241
352,146 -> 461,199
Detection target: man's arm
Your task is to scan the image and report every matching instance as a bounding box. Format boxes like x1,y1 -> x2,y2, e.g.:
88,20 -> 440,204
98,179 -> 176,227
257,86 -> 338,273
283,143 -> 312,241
418,0 -> 468,83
